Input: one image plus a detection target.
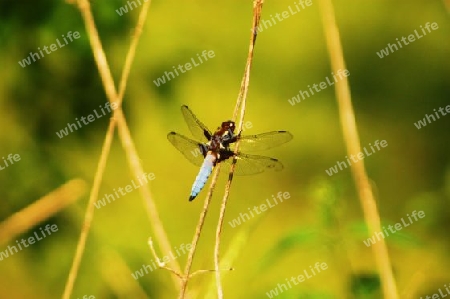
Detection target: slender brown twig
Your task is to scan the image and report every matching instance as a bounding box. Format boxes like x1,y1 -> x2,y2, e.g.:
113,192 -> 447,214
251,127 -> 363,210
214,1 -> 264,298
148,238 -> 184,279
205,220 -> 251,298
77,6 -> 181,278
63,119 -> 116,299
444,0 -> 450,13
317,0 -> 399,298
178,165 -> 222,299
62,0 -> 181,297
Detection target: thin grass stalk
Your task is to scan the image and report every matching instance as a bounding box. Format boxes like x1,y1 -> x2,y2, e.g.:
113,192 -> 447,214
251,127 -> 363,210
148,238 -> 184,279
62,120 -> 116,299
0,179 -> 86,245
63,0 -> 181,297
444,0 -> 450,13
317,0 -> 399,298
74,5 -> 181,277
214,1 -> 264,297
205,222 -> 250,298
178,165 -> 221,299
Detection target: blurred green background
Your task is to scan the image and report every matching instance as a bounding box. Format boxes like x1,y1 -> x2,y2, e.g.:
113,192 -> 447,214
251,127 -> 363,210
0,0 -> 449,298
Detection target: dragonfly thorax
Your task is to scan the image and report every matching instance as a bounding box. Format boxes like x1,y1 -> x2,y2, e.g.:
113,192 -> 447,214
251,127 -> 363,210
208,121 -> 237,152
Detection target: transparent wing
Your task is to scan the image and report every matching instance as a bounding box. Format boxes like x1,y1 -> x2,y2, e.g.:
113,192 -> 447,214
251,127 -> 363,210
222,152 -> 284,176
181,105 -> 212,142
232,131 -> 293,152
167,132 -> 207,167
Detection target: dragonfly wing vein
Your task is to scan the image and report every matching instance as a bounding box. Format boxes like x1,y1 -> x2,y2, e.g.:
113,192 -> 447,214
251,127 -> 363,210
181,105 -> 212,141
235,131 -> 293,152
167,132 -> 207,167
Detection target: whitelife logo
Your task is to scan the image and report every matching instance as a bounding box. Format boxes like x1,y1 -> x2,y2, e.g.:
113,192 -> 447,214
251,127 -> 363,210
115,0 -> 149,16
421,283 -> 450,299
228,191 -> 291,228
153,50 -> 215,87
0,224 -> 59,262
325,140 -> 388,176
0,153 -> 21,171
414,104 -> 450,129
131,242 -> 191,280
18,31 -> 81,68
288,69 -> 350,106
55,102 -> 118,139
253,0 -> 313,34
265,262 -> 328,298
376,22 -> 439,59
363,210 -> 425,247
94,172 -> 156,209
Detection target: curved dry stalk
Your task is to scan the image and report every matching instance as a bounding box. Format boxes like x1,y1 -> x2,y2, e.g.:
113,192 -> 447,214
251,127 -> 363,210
74,5 -> 180,277
444,0 -> 450,13
214,1 -> 264,297
0,179 -> 87,245
317,0 -> 399,298
62,0 -> 181,298
148,238 -> 183,279
178,165 -> 221,299
205,221 -> 252,298
189,268 -> 233,279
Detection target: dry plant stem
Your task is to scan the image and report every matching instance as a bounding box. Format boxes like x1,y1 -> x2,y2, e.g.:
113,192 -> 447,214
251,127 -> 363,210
63,120 -> 116,299
189,269 -> 232,279
213,165 -> 235,299
231,1 -> 263,121
178,165 -> 221,299
205,223 -> 250,298
148,238 -> 183,279
63,0 -> 181,297
114,113 -> 182,282
214,1 -> 264,298
0,179 -> 86,245
318,0 -> 399,298
444,0 -> 450,13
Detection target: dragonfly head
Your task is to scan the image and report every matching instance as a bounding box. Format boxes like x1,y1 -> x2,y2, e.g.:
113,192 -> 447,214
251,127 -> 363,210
221,121 -> 235,134
212,121 -> 236,148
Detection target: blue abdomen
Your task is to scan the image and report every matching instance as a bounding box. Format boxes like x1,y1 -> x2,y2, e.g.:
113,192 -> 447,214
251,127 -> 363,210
189,154 -> 216,201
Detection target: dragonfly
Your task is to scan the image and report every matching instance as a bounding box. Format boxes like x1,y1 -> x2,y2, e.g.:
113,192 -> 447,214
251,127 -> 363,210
167,105 -> 293,201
